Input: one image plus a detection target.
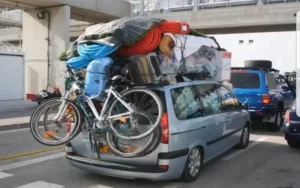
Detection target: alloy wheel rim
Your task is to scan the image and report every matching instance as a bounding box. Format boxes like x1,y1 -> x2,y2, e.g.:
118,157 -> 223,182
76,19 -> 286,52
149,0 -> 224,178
188,148 -> 201,177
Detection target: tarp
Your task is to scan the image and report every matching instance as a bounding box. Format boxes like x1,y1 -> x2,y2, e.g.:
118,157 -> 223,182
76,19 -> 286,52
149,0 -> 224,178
64,17 -> 224,60
74,17 -> 164,47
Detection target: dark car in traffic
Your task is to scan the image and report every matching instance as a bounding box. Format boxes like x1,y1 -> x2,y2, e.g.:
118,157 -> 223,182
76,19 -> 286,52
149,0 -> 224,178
284,100 -> 300,148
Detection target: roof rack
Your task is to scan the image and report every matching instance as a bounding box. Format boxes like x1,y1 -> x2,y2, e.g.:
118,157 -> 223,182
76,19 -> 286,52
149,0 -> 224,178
231,67 -> 279,72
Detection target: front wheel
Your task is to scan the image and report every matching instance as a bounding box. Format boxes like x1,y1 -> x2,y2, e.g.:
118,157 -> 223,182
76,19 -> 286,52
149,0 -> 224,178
30,99 -> 82,146
236,124 -> 250,149
108,88 -> 163,140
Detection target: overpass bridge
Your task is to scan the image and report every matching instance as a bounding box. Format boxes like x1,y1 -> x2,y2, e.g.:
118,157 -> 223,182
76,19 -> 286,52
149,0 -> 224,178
0,0 -> 132,97
0,0 -> 299,101
138,0 -> 300,34
0,0 -> 131,22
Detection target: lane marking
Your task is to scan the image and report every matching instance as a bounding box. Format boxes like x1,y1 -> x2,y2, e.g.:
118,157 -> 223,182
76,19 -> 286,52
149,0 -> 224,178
0,128 -> 30,134
0,125 -> 51,134
88,185 -> 114,188
0,146 -> 64,160
0,171 -> 13,179
15,181 -> 64,188
162,182 -> 183,188
222,136 -> 268,161
0,152 -> 65,172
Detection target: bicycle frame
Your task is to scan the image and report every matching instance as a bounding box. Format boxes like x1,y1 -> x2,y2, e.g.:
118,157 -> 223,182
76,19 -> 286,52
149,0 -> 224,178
83,86 -> 134,129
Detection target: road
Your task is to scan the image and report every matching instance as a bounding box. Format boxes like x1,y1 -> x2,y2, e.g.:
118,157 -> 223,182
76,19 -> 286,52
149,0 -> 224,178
0,127 -> 299,188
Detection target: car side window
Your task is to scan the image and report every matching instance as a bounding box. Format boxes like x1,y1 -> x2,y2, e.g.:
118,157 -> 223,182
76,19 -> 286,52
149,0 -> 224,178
218,85 -> 239,111
171,86 -> 202,120
266,72 -> 279,89
194,84 -> 222,115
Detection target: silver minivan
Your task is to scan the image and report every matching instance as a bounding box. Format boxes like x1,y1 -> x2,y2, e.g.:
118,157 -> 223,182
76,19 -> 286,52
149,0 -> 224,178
66,80 -> 251,182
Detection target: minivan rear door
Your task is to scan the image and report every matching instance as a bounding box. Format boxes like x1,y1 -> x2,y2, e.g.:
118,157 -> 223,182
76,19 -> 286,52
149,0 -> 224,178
231,71 -> 264,111
73,88 -> 167,167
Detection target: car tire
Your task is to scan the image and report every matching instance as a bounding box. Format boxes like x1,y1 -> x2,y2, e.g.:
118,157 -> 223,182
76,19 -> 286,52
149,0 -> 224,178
236,124 -> 250,149
287,140 -> 300,149
180,147 -> 202,182
269,108 -> 283,132
244,60 -> 272,69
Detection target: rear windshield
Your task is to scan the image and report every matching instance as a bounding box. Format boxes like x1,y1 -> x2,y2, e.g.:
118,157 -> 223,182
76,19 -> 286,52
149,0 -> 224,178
230,72 -> 260,88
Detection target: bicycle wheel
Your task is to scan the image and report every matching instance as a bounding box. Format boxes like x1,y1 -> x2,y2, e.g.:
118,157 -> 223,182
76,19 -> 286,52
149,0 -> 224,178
105,113 -> 160,158
30,99 -> 83,146
108,88 -> 163,140
29,97 -> 62,125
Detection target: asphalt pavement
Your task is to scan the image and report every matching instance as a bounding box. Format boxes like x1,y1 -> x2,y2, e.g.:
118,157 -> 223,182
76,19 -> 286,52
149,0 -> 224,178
0,127 -> 299,188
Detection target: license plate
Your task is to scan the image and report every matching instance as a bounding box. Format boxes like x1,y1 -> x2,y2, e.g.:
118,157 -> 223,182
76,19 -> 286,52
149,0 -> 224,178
98,145 -> 136,153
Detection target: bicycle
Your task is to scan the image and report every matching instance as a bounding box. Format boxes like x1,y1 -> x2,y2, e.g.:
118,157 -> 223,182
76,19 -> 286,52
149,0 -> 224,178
30,65 -> 164,158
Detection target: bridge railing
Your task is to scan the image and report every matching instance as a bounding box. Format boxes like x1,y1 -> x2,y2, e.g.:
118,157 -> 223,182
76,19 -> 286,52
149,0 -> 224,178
130,0 -> 298,15
262,0 -> 298,4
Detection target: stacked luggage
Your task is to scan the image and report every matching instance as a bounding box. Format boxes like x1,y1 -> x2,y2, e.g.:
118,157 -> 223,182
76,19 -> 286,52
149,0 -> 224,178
63,17 -> 232,95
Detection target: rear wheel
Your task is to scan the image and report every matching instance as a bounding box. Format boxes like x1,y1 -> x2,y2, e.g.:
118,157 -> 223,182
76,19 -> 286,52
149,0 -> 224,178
105,112 -> 160,158
30,99 -> 82,146
180,147 -> 202,182
268,108 -> 283,132
108,88 -> 163,140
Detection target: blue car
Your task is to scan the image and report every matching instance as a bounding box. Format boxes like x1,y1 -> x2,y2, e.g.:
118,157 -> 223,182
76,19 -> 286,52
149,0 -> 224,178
284,100 -> 300,148
230,60 -> 295,131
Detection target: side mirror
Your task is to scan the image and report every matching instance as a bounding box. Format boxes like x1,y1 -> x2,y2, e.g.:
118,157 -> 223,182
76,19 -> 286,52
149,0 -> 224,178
240,103 -> 248,110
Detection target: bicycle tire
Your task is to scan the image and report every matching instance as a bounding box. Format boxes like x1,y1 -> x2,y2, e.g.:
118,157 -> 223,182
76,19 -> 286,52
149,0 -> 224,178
108,88 -> 163,140
29,97 -> 62,125
30,99 -> 83,146
105,113 -> 160,158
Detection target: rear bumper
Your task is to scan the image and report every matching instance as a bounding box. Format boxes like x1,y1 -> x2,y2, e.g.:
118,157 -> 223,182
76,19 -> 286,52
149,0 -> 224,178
66,154 -> 187,181
249,106 -> 275,117
284,132 -> 300,142
284,124 -> 300,142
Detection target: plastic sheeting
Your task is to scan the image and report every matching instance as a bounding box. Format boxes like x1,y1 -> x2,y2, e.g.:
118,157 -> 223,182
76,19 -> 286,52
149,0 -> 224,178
74,17 -> 164,47
158,45 -> 218,77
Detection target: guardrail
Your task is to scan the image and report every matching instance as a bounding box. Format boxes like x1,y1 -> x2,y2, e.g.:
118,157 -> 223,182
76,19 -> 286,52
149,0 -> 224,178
131,0 -> 299,15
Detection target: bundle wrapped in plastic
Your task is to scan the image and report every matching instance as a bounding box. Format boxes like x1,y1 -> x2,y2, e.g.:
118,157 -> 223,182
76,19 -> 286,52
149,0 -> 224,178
158,45 -> 218,77
157,33 -> 231,81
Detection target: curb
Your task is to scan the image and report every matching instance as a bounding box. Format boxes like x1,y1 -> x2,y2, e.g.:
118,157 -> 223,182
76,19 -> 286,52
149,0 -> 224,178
0,122 -> 29,132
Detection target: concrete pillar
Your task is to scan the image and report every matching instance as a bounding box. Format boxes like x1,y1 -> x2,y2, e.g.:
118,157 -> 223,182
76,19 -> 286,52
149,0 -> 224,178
23,5 -> 70,96
257,0 -> 263,5
139,0 -> 144,16
193,0 -> 199,11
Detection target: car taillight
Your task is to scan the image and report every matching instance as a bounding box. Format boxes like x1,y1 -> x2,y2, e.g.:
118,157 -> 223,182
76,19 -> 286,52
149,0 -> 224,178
262,94 -> 270,104
285,111 -> 290,123
160,112 -> 169,144
158,165 -> 169,170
